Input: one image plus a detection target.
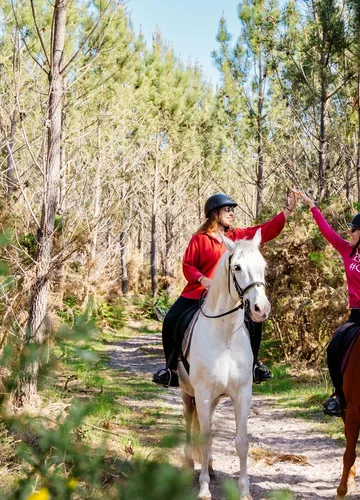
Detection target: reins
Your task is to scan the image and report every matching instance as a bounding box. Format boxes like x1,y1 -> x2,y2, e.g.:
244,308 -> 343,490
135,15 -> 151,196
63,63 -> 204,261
200,253 -> 265,319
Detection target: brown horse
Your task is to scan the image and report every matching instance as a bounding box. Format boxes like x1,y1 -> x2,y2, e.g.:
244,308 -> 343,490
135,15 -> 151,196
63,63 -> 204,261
336,335 -> 360,499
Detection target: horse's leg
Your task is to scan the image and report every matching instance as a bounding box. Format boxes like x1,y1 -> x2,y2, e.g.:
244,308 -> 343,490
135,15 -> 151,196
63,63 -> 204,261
208,398 -> 219,477
233,386 -> 252,500
181,390 -> 195,469
194,391 -> 212,500
343,412 -> 357,492
336,412 -> 360,499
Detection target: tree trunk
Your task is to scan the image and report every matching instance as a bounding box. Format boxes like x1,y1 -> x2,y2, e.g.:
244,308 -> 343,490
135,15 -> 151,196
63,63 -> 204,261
6,31 -> 20,198
53,95 -> 67,299
318,87 -> 329,201
256,57 -> 264,218
165,147 -> 174,284
90,117 -> 102,263
197,166 -> 202,223
14,0 -> 67,407
345,147 -> 352,203
318,28 -> 329,202
120,183 -> 128,295
150,133 -> 160,298
6,108 -> 17,197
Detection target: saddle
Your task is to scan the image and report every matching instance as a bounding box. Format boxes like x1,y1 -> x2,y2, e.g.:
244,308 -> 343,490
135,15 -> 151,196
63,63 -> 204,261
167,304 -> 200,372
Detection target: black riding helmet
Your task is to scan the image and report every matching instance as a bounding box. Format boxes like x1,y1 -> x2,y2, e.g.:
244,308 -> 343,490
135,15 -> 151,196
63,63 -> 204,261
204,193 -> 237,218
347,213 -> 360,228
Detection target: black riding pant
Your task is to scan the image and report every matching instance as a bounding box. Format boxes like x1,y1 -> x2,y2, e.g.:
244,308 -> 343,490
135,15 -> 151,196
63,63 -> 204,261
162,296 -> 199,365
327,309 -> 360,394
162,296 -> 263,369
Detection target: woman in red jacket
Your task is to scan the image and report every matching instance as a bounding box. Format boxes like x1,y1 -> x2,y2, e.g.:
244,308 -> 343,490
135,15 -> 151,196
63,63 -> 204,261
153,192 -> 296,387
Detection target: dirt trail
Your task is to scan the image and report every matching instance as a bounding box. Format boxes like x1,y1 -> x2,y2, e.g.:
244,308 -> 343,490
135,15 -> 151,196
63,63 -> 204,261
108,330 -> 360,500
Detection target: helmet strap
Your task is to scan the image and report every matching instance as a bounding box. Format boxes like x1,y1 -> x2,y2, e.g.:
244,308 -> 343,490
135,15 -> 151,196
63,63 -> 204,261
217,210 -> 230,233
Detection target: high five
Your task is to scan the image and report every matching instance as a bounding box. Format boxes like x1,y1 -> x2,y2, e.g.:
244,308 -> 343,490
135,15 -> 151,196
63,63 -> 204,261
295,190 -> 360,416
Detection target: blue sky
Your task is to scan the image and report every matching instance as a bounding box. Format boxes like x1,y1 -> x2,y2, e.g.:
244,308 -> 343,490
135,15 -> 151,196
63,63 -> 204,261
124,0 -> 242,87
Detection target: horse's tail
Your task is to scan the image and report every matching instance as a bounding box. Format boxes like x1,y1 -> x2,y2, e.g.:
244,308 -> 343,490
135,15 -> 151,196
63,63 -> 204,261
192,397 -> 201,463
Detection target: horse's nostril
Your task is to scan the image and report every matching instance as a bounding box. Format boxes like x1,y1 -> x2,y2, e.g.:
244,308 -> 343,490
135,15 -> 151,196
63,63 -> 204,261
254,304 -> 260,313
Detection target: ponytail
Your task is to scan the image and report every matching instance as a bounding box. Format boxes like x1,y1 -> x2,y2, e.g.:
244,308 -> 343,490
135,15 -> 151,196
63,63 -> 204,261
350,238 -> 360,258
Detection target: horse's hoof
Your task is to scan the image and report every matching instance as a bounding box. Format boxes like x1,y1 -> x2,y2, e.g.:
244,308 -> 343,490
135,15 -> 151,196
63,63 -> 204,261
198,487 -> 211,500
336,486 -> 347,499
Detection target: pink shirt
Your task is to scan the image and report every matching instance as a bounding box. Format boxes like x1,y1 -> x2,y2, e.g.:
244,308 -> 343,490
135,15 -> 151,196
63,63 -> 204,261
311,207 -> 360,309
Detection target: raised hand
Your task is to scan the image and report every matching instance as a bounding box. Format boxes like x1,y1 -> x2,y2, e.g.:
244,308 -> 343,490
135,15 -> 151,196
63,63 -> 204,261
293,189 -> 315,208
287,188 -> 297,211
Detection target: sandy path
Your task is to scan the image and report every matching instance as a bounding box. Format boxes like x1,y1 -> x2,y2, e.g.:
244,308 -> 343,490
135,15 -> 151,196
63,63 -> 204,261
108,331 -> 360,500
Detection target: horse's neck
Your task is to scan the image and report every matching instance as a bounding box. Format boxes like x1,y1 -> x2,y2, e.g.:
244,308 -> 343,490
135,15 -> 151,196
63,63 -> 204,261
202,262 -> 245,329
204,258 -> 236,312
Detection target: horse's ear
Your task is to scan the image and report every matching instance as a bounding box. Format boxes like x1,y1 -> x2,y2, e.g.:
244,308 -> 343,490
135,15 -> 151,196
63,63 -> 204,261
252,228 -> 262,247
221,233 -> 236,253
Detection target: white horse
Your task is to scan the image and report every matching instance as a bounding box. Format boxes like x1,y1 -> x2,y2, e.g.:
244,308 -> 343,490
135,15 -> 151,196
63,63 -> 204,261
178,229 -> 270,500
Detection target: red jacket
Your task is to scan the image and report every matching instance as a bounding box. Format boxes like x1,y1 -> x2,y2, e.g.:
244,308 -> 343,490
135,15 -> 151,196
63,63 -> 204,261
181,212 -> 286,299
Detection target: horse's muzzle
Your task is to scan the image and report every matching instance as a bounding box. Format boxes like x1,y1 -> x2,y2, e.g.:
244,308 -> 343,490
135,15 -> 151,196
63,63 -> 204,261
250,302 -> 271,322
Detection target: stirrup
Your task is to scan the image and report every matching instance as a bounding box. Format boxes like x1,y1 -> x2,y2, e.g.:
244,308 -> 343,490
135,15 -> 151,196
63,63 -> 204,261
253,363 -> 272,384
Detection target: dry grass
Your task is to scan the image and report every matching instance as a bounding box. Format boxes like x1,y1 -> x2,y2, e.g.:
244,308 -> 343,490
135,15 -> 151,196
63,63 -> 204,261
249,446 -> 309,466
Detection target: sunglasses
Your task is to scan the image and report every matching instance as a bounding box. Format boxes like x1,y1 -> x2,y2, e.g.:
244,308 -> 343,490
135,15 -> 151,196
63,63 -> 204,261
222,206 -> 236,213
351,227 -> 360,233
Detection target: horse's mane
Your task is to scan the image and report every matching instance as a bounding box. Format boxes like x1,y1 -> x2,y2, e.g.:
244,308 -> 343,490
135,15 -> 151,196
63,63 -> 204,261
203,251 -> 229,312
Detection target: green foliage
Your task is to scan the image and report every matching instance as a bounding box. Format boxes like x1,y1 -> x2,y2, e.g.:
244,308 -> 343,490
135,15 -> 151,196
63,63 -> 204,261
57,296 -> 127,330
18,233 -> 38,259
118,460 -> 195,500
132,293 -> 173,321
54,215 -> 63,233
56,296 -> 82,324
307,251 -> 324,268
10,404 -> 105,499
0,309 -> 196,499
353,202 -> 360,212
92,299 -> 127,330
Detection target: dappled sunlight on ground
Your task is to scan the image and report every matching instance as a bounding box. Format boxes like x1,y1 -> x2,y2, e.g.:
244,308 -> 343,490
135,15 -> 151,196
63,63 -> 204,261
107,326 -> 360,499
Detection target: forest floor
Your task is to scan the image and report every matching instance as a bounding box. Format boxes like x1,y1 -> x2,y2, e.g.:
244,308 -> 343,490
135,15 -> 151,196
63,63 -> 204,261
107,320 -> 360,500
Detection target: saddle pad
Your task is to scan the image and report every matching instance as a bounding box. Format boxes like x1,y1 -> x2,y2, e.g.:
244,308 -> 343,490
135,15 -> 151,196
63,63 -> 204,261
182,309 -> 201,360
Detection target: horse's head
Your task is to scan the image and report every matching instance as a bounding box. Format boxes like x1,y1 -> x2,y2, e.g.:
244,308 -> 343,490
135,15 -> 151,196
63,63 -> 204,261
222,229 -> 271,322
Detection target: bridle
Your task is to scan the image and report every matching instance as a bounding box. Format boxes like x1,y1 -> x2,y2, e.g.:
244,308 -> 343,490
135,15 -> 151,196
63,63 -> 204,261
200,254 -> 266,319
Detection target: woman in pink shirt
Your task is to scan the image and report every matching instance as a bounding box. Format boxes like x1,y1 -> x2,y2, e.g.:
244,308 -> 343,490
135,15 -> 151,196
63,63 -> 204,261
153,192 -> 296,388
297,191 -> 360,416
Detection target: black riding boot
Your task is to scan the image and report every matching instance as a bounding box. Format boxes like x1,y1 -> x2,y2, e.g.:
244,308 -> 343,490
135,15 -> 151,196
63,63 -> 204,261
324,391 -> 346,417
245,314 -> 271,383
152,296 -> 198,389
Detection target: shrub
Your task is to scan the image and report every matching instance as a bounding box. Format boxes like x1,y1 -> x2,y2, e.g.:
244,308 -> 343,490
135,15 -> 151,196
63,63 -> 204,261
92,299 -> 127,330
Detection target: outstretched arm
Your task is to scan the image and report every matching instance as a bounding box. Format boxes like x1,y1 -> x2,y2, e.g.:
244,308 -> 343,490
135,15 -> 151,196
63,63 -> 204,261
283,189 -> 297,220
295,190 -> 346,253
235,190 -> 296,244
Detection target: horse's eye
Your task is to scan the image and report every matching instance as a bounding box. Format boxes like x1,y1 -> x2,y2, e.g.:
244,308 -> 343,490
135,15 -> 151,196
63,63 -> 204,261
234,265 -> 241,272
